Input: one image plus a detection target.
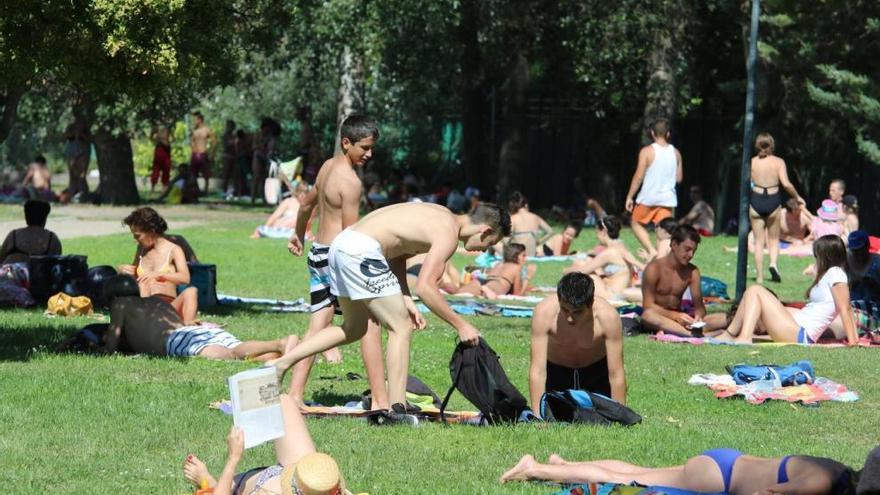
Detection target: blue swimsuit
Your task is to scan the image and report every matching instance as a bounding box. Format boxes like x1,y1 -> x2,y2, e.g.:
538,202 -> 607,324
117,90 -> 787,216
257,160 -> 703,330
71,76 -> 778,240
702,449 -> 793,492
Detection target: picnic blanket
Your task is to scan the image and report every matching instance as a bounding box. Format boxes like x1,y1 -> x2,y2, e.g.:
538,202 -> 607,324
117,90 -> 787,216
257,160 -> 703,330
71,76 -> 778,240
553,483 -> 722,495
210,399 -> 481,424
688,374 -> 859,405
217,293 -> 310,313
650,332 -> 880,348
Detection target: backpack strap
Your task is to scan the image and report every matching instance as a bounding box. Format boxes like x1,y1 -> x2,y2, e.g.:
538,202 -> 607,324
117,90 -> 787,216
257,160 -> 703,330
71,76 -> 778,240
440,349 -> 464,426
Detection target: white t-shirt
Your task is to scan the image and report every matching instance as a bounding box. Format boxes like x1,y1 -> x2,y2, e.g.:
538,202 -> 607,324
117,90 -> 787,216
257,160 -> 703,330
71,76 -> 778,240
794,266 -> 848,341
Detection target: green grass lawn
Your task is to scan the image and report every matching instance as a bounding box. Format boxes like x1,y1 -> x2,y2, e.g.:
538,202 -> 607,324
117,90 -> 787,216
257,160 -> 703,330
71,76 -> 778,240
0,218 -> 875,494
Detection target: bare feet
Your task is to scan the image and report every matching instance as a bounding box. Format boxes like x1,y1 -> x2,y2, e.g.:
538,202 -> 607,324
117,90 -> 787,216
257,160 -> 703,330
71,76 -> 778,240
322,346 -> 343,364
548,454 -> 567,466
183,454 -> 217,489
265,335 -> 299,382
500,455 -> 538,482
250,229 -> 261,240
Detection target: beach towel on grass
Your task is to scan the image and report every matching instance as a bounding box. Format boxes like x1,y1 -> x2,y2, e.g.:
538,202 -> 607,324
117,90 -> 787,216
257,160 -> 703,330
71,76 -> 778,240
650,332 -> 880,348
418,301 -> 534,318
210,399 -> 480,424
553,483 -> 722,495
217,294 -> 310,312
687,374 -> 859,405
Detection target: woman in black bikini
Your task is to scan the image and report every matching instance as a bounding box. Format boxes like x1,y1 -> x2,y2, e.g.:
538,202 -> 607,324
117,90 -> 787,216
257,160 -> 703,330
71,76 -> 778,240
456,243 -> 530,299
749,133 -> 805,284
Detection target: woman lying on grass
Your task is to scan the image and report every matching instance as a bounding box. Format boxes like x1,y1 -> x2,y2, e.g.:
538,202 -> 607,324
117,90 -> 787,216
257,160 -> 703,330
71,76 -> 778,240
456,242 -> 533,299
500,449 -> 858,494
184,378 -> 353,495
717,234 -> 858,345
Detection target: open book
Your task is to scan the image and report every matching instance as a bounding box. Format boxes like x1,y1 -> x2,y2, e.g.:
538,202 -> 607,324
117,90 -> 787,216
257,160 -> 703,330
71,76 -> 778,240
228,367 -> 284,448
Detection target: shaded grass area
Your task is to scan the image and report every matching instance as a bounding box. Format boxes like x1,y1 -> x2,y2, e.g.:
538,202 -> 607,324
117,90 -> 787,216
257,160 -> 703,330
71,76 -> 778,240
1,219 -> 874,494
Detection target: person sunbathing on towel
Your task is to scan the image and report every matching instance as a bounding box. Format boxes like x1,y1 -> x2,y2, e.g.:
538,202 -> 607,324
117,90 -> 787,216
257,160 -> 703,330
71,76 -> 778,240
565,216 -> 643,303
540,222 -> 580,257
405,252 -> 460,295
183,390 -> 354,495
98,274 -> 292,361
456,243 -> 531,299
251,182 -> 310,239
529,272 -> 626,416
118,207 -> 199,324
500,449 -> 859,495
718,235 -> 858,345
640,225 -> 726,336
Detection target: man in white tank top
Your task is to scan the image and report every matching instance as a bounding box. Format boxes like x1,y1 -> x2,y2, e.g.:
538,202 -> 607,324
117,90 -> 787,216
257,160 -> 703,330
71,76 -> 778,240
625,118 -> 683,258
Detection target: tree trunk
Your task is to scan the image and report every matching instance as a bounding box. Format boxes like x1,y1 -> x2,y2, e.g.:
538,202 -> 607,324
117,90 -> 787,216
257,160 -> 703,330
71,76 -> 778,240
0,86 -> 25,145
497,52 -> 529,202
641,0 -> 686,142
459,0 -> 490,193
334,45 -> 365,152
93,129 -> 140,205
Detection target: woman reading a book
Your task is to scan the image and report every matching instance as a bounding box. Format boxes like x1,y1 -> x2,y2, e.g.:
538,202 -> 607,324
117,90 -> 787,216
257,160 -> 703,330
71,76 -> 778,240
183,350 -> 352,495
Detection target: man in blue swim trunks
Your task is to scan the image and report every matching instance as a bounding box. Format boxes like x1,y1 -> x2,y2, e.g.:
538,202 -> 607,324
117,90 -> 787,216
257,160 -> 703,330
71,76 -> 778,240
98,275 -> 291,360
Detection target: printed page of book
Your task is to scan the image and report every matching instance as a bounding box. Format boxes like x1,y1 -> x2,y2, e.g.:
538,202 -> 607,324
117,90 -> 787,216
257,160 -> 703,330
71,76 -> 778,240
228,367 -> 284,448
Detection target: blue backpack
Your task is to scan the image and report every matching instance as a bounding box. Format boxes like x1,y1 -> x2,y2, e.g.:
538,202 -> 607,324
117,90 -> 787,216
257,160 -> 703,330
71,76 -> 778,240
539,389 -> 641,426
726,361 -> 814,386
700,276 -> 730,299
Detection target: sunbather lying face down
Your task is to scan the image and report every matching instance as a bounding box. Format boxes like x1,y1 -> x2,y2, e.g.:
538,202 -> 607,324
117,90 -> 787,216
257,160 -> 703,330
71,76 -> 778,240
97,275 -> 292,361
500,450 -> 859,495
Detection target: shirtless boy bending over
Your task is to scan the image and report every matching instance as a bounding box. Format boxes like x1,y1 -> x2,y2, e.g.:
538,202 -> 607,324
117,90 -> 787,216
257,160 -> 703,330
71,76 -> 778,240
286,115 -> 387,410
640,225 -> 726,336
529,272 -> 626,416
270,202 -> 510,420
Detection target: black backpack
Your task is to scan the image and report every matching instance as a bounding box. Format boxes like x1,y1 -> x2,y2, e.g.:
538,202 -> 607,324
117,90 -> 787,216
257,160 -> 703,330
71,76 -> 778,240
440,338 -> 528,424
540,389 -> 641,426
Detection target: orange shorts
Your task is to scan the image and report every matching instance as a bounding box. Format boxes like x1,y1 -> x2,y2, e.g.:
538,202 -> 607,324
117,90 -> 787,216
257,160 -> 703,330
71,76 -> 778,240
632,204 -> 672,225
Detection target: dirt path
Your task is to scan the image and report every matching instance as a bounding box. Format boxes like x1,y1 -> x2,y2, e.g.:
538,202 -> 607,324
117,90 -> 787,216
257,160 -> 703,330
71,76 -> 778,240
0,204 -> 267,240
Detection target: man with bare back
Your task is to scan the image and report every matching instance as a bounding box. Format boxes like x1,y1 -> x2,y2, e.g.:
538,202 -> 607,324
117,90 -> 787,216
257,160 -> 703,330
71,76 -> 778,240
22,155 -> 53,200
529,272 -> 626,416
190,111 -> 216,194
271,201 -> 510,422
98,275 -> 290,361
640,225 -> 726,337
625,118 -> 682,258
285,115 -> 388,410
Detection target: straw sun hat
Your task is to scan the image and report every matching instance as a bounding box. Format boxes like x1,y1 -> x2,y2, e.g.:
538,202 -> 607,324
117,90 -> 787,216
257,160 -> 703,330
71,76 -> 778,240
280,453 -> 351,495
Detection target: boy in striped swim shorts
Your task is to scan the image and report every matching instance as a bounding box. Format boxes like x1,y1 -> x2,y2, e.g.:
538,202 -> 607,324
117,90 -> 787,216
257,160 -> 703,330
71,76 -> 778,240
98,275 -> 292,361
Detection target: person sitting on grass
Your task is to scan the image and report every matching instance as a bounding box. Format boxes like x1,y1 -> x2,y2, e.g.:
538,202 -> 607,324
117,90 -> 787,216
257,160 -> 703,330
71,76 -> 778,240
565,216 -> 643,303
640,225 -> 726,336
781,197 -> 813,245
508,191 -> 554,256
118,207 -> 199,324
541,222 -> 580,257
719,234 -> 858,345
678,185 -> 714,237
456,242 -> 532,299
500,449 -> 859,495
251,182 -> 310,239
183,389 -> 353,495
529,272 -> 626,415
0,200 -> 62,265
99,274 -> 292,360
638,217 -> 677,262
